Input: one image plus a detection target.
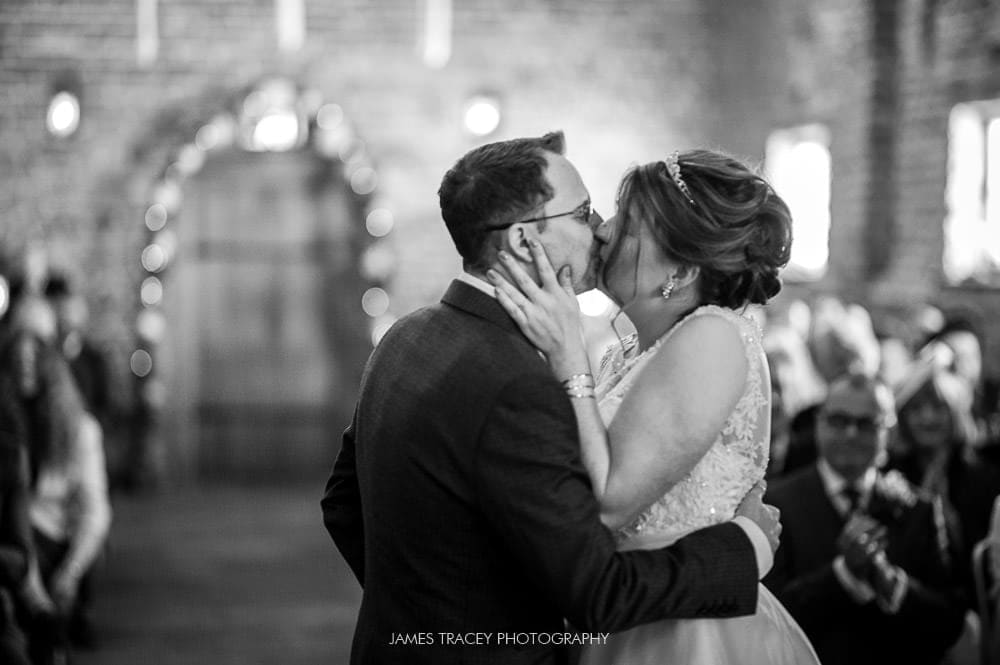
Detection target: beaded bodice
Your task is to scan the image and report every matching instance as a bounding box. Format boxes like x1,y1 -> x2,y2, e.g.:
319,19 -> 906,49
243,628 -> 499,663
596,305 -> 770,546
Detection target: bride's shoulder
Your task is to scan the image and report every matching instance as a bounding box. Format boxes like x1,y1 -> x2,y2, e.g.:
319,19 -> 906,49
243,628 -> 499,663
685,303 -> 754,325
671,305 -> 750,344
635,308 -> 752,419
648,307 -> 753,381
673,305 -> 761,347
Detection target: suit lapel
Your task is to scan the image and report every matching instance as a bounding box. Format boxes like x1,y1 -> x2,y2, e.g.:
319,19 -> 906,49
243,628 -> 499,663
804,466 -> 847,527
798,467 -> 847,565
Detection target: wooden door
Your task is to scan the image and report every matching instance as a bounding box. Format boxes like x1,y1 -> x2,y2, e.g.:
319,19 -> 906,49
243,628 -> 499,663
163,149 -> 369,481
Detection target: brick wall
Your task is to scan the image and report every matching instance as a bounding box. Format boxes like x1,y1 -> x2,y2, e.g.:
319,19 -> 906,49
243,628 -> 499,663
866,0 -> 1000,373
1,0 -> 754,480
745,0 -> 1000,377
4,0 -> 1000,456
1,0 -> 736,344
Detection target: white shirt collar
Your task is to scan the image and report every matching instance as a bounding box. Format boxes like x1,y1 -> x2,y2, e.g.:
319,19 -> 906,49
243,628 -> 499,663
456,271 -> 497,299
816,458 -> 876,511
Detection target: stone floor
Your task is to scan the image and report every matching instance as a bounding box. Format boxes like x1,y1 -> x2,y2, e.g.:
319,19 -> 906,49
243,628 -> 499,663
74,484 -> 362,665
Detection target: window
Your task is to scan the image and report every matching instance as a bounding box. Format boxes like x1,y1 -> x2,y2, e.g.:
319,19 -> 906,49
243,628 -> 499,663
944,101 -> 1000,287
765,124 -> 832,281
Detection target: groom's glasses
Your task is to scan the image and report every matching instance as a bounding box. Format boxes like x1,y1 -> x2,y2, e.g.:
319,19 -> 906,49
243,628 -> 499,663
487,200 -> 595,231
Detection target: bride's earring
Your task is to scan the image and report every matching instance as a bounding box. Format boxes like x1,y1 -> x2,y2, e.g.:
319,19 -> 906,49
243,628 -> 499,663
660,275 -> 677,300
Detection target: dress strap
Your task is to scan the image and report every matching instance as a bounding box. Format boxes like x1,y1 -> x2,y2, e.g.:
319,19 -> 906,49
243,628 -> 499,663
598,333 -> 638,379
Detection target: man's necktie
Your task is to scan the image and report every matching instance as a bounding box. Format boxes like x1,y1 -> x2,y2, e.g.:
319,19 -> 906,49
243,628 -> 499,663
842,485 -> 861,515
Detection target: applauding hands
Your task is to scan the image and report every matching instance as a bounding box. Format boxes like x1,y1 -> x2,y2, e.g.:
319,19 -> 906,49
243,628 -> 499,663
837,513 -> 906,611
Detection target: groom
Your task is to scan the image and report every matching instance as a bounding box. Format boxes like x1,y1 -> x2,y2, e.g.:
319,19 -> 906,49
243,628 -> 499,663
322,131 -> 779,665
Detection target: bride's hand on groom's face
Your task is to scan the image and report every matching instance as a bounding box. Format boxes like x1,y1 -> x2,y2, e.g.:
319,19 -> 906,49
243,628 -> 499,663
487,240 -> 589,374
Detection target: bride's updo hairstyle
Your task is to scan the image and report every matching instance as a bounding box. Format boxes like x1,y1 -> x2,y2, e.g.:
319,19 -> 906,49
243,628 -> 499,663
612,149 -> 792,309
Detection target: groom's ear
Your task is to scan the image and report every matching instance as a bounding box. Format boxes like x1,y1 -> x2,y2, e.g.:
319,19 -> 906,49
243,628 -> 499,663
502,225 -> 535,263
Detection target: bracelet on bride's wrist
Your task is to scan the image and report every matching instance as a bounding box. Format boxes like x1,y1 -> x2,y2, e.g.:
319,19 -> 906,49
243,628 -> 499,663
561,373 -> 594,390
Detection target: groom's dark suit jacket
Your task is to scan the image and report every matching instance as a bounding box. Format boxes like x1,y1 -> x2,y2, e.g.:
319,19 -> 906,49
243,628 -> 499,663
322,281 -> 759,665
763,465 -> 966,665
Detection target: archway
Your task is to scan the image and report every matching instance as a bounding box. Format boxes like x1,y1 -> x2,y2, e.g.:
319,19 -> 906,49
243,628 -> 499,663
127,78 -> 396,483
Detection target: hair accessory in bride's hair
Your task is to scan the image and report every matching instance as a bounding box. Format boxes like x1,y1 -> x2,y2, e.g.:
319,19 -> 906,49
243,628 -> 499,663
664,151 -> 696,205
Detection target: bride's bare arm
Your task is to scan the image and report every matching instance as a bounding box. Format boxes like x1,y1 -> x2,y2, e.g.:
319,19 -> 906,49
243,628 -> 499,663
490,240 -> 747,530
601,317 -> 747,528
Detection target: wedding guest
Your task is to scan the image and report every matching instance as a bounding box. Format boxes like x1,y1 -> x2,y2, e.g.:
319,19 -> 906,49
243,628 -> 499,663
928,321 -> 1000,457
808,298 -> 881,385
764,325 -> 826,478
776,300 -> 883,483
0,342 -> 32,665
763,323 -> 827,418
43,273 -> 115,439
784,404 -> 821,477
7,299 -> 111,662
986,496 -> 1000,664
889,357 -> 1000,596
876,332 -> 915,392
764,372 -> 966,665
766,381 -> 793,480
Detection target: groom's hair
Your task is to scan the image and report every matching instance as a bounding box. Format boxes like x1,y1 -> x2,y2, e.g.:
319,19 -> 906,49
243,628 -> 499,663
438,131 -> 565,272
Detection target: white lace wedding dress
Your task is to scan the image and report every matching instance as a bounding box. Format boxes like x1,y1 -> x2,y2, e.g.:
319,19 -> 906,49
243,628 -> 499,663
581,305 -> 820,665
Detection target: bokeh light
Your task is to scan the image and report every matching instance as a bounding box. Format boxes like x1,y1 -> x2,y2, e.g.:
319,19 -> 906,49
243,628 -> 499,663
316,103 -> 344,130
252,111 -> 300,152
578,290 -> 615,318
315,123 -> 352,158
174,144 -> 205,176
463,95 -> 501,136
46,91 -> 80,138
350,167 -> 378,195
145,203 -> 168,232
140,276 -> 163,306
153,181 -> 182,213
361,287 -> 390,317
360,244 -> 396,281
365,208 -> 394,237
136,309 -> 166,343
141,244 -> 167,273
0,276 -> 8,319
153,229 -> 178,262
194,115 -> 236,151
195,124 -> 220,151
130,349 -> 153,377
371,316 -> 397,346
339,139 -> 367,165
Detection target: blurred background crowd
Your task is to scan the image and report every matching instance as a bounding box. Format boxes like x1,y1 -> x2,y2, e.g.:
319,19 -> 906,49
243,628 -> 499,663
1,268 -> 113,664
4,0 -> 1000,663
759,297 -> 1000,665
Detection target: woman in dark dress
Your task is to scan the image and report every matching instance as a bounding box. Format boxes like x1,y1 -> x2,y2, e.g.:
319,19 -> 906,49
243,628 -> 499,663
889,362 -> 1000,597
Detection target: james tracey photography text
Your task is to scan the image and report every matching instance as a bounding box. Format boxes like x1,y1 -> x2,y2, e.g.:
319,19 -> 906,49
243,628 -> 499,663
389,632 -> 611,646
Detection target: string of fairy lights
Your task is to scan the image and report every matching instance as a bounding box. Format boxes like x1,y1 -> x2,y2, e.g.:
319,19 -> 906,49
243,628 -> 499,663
130,78 -> 398,398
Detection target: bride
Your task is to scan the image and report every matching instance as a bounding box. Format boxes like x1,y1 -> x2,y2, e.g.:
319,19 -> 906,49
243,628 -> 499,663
489,150 -> 821,664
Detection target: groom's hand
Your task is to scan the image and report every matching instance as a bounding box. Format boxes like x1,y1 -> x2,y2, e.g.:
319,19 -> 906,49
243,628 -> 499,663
735,481 -> 782,554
